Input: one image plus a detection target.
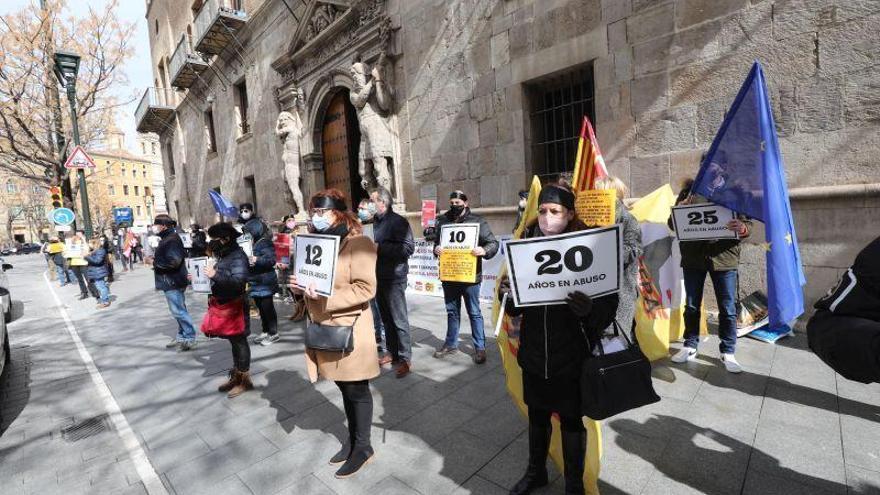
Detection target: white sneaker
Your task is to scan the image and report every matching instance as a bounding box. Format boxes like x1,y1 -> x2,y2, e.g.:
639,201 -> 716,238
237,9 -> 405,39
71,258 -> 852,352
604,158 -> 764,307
260,334 -> 280,346
721,354 -> 742,374
253,333 -> 268,343
671,347 -> 697,363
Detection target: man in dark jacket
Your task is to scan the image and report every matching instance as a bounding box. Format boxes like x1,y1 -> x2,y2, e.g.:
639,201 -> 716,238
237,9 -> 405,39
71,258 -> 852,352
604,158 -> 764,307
189,224 -> 208,258
432,190 -> 499,364
668,178 -> 752,373
370,187 -> 415,378
149,214 -> 196,351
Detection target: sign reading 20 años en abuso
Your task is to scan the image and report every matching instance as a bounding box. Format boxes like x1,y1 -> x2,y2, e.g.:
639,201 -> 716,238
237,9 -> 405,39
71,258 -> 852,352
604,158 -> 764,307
504,225 -> 622,307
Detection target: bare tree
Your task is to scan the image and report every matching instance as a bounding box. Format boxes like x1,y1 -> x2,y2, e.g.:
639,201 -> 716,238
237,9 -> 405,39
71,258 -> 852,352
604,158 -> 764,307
0,0 -> 135,208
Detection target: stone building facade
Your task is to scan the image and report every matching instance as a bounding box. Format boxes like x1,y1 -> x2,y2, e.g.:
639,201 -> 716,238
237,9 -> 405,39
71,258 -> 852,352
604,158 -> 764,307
139,0 -> 880,312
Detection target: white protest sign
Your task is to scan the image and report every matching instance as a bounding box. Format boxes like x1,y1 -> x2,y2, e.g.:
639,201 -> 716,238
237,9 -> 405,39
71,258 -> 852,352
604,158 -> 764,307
671,203 -> 738,241
440,223 -> 480,249
180,232 -> 193,248
63,239 -> 83,258
237,233 -> 254,257
186,256 -> 211,293
504,225 -> 622,307
293,233 -> 340,297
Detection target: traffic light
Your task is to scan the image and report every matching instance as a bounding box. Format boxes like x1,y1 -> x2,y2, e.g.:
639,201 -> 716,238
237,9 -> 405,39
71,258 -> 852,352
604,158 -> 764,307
50,186 -> 62,208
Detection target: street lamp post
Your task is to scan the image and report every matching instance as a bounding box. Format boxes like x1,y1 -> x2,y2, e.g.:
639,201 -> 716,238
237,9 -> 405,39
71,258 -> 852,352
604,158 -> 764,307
53,50 -> 93,238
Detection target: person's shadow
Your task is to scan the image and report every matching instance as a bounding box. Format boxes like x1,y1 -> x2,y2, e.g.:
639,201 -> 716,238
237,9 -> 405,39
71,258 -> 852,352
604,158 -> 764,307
608,414 -> 877,494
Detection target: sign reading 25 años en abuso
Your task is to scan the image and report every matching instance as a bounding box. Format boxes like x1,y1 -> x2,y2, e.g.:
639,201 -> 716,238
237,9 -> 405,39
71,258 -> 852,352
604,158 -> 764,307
504,225 -> 622,307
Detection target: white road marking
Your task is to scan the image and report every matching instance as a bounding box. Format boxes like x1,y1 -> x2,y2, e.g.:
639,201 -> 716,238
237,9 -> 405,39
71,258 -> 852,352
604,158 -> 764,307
43,272 -> 168,495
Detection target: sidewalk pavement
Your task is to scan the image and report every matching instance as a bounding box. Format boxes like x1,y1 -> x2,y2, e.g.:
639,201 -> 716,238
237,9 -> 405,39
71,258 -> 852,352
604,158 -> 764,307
1,254 -> 879,494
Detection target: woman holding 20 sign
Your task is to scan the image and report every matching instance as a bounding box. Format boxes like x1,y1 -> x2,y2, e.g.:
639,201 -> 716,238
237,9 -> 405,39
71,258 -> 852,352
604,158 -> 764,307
499,182 -> 619,495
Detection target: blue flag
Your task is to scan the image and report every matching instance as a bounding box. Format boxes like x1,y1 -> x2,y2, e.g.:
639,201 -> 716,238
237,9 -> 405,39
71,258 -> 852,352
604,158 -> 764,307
692,61 -> 805,328
208,190 -> 238,218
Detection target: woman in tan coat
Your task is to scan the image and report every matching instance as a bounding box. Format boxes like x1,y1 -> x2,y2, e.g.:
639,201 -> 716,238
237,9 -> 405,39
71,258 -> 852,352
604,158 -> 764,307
289,188 -> 380,479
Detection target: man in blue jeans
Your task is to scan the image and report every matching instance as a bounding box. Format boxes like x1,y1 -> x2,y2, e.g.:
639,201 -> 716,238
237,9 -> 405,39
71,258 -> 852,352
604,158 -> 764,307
148,214 -> 196,352
432,191 -> 499,365
668,179 -> 751,373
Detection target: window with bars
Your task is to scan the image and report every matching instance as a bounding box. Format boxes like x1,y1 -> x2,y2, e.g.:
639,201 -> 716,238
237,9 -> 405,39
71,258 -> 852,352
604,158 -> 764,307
527,65 -> 596,180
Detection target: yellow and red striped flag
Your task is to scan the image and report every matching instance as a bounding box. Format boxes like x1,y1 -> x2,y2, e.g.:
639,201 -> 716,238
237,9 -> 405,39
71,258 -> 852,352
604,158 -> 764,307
571,116 -> 608,192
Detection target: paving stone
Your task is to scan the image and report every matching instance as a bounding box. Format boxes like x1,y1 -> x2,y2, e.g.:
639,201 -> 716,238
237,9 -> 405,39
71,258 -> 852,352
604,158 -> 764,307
164,434 -> 279,494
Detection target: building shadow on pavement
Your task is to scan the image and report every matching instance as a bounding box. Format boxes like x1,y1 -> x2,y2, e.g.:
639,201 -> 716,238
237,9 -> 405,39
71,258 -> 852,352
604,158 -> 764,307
652,356 -> 880,424
0,344 -> 30,437
608,414 -> 878,495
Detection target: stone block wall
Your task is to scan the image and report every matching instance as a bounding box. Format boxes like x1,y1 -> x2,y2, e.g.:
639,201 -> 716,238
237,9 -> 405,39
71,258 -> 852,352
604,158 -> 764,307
151,0 -> 880,316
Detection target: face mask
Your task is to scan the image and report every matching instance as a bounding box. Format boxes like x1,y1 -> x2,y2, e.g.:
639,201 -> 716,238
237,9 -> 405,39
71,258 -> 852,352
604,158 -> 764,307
358,209 -> 371,221
151,225 -> 162,235
311,214 -> 331,232
240,211 -> 252,220
285,221 -> 296,229
518,199 -> 527,209
367,203 -> 377,214
538,214 -> 568,236
448,204 -> 464,216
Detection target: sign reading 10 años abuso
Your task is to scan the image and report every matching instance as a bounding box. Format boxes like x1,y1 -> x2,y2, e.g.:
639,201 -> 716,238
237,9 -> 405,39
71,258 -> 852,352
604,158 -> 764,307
504,225 -> 622,307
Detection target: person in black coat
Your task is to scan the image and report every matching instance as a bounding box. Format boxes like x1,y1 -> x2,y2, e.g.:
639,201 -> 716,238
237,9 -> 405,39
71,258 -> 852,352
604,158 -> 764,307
203,222 -> 253,398
432,190 -> 499,364
189,224 -> 208,258
369,186 -> 415,378
242,218 -> 279,345
149,215 -> 196,352
498,183 -> 619,495
808,235 -> 880,383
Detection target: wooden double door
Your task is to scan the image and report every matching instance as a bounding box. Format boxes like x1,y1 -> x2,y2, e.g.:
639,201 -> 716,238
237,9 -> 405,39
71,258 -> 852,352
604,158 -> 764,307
321,90 -> 364,206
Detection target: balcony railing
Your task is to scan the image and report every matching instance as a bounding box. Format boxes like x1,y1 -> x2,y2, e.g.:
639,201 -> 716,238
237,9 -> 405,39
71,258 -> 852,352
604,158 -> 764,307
193,0 -> 248,56
135,87 -> 176,134
169,34 -> 209,89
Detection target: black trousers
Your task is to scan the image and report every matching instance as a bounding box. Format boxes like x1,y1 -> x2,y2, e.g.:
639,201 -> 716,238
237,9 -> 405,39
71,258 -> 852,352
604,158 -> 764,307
252,296 -> 278,336
70,266 -> 96,296
335,380 -> 373,449
229,334 -> 251,372
376,281 -> 412,362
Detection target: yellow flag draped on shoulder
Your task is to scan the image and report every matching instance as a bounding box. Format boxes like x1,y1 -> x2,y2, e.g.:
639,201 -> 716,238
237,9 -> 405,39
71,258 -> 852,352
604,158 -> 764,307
493,176 -> 603,495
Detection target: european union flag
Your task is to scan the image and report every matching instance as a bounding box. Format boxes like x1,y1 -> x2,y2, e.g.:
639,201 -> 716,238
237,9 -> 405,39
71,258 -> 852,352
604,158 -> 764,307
692,61 -> 806,328
208,190 -> 239,218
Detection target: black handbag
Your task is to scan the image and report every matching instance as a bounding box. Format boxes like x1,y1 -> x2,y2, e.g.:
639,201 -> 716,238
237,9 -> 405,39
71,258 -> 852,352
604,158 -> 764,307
579,320 -> 660,420
305,314 -> 358,353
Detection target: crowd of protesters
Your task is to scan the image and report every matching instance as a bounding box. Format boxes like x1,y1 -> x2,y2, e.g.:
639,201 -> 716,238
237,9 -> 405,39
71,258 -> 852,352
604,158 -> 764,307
32,160 -> 763,490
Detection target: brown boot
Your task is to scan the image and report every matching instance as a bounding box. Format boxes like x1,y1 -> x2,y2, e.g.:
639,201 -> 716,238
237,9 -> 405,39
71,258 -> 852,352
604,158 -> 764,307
227,371 -> 253,398
217,368 -> 239,393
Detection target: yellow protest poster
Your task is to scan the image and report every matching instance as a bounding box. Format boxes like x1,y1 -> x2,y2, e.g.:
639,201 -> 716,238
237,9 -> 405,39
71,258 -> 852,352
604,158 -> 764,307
439,249 -> 477,283
576,189 -> 616,226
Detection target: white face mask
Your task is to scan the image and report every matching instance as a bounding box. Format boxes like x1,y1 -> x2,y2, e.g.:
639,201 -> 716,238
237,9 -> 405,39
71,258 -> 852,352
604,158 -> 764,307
240,211 -> 252,220
151,225 -> 162,235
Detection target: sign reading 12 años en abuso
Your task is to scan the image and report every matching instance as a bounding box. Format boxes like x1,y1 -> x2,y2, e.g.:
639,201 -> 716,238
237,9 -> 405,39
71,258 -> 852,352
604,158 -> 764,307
504,225 -> 622,307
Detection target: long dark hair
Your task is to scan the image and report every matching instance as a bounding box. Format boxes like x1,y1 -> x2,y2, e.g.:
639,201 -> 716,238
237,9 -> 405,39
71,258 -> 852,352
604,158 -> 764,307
310,188 -> 363,236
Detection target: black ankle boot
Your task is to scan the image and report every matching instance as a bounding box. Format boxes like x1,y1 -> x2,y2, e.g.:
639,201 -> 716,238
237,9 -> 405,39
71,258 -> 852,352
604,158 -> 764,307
334,445 -> 374,478
510,423 -> 551,495
561,427 -> 586,494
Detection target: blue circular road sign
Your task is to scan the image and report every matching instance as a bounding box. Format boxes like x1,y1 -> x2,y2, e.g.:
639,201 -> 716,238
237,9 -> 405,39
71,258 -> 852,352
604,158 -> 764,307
50,208 -> 76,226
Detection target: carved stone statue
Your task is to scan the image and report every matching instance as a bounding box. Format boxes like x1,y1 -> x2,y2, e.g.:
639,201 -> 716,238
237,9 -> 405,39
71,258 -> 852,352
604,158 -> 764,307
350,51 -> 394,192
275,109 -> 306,215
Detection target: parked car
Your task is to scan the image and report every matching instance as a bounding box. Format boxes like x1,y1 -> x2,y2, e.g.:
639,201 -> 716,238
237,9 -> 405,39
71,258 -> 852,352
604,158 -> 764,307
17,243 -> 41,255
0,259 -> 13,377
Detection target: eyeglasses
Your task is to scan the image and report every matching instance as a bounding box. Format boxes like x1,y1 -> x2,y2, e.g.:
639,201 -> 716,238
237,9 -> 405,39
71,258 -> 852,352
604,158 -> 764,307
311,208 -> 330,217
240,209 -> 252,213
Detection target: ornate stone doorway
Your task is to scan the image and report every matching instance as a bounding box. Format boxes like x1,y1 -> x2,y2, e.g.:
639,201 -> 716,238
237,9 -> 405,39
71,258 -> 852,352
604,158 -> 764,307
320,89 -> 363,205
